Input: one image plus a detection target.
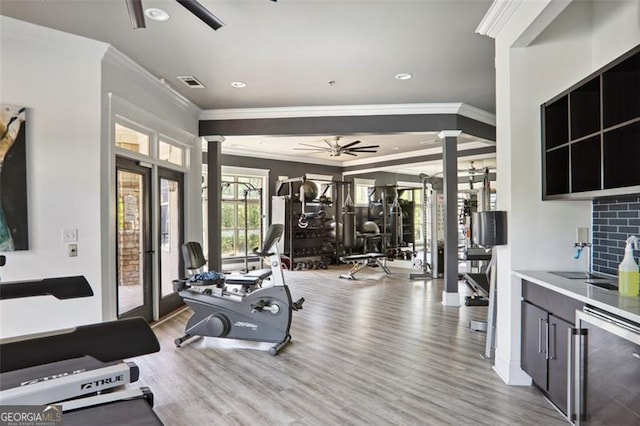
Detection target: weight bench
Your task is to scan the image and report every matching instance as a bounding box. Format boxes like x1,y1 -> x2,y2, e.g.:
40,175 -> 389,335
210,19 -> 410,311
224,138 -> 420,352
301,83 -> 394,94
464,272 -> 490,305
339,253 -> 390,280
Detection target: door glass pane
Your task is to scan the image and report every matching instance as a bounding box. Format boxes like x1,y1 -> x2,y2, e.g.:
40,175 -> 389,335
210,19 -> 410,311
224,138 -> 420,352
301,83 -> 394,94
160,177 -> 181,297
117,170 -> 144,315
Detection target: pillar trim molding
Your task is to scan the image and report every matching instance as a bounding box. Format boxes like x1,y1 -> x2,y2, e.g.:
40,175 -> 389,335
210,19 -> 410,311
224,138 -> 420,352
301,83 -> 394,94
438,130 -> 462,139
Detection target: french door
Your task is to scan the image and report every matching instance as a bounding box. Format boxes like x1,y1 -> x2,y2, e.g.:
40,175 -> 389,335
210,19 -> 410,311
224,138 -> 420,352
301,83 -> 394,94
116,157 -> 185,321
116,157 -> 153,321
158,168 -> 184,317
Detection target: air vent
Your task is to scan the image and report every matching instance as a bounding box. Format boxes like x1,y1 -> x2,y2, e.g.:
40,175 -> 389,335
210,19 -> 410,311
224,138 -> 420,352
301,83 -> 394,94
177,76 -> 206,88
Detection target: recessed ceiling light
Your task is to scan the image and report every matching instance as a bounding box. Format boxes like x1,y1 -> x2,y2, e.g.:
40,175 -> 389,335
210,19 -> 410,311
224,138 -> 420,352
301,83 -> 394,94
231,81 -> 247,88
395,73 -> 412,80
392,147 -> 400,150
145,8 -> 170,22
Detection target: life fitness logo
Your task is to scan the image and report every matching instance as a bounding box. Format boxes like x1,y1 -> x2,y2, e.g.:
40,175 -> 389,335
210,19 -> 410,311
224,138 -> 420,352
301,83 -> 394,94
80,374 -> 124,390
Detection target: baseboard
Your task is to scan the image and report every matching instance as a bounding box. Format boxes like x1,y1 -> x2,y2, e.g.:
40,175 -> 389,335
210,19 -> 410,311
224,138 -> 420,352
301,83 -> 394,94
493,349 -> 532,386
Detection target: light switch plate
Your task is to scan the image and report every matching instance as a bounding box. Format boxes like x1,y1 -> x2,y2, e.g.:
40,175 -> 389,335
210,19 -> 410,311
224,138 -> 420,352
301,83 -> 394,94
62,228 -> 78,242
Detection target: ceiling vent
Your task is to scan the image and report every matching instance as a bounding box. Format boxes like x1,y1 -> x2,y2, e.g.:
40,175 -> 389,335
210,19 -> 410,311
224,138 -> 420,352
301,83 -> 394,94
177,76 -> 206,88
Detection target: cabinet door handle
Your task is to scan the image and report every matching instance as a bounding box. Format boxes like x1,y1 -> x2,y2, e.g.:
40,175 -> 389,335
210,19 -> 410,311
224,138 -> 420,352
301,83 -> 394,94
545,320 -> 551,360
549,322 -> 556,360
538,318 -> 546,354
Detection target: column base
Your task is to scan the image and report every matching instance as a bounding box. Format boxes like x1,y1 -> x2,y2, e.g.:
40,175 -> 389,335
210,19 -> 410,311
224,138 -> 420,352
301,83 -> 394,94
442,291 -> 460,306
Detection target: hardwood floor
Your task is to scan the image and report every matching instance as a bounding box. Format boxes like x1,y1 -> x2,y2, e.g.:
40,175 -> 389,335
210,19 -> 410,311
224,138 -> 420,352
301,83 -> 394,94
134,265 -> 567,425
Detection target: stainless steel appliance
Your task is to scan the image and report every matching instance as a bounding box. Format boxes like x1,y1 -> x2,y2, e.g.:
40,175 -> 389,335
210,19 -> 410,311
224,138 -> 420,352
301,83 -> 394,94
568,307 -> 640,424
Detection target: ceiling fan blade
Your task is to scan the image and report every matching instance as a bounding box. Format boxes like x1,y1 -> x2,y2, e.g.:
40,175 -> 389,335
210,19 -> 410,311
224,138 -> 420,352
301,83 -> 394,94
346,150 -> 377,153
340,140 -> 362,150
323,138 -> 336,148
176,0 -> 225,31
125,0 -> 146,29
348,145 -> 379,150
297,143 -> 326,149
343,151 -> 358,156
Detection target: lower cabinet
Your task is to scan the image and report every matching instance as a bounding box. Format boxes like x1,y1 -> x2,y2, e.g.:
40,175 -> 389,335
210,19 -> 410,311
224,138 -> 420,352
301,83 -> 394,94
521,281 -> 584,415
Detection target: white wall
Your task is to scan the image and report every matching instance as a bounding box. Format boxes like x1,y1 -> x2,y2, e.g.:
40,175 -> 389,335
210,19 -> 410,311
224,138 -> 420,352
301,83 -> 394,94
0,17 -> 108,337
0,16 -> 203,336
491,0 -> 640,384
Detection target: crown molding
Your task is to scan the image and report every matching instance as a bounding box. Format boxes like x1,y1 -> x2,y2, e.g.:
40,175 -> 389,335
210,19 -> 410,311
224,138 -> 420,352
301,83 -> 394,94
201,103 -> 496,126
1,15 -> 109,58
103,47 -> 200,116
221,149 -> 340,167
476,0 -> 523,39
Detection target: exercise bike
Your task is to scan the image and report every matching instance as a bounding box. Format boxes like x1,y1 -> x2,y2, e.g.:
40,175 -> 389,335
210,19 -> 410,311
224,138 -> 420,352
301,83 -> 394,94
174,224 -> 305,355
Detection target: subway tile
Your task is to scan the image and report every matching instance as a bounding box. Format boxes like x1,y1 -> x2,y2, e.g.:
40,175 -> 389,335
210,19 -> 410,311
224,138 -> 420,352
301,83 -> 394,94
629,219 -> 640,226
601,226 -> 618,233
610,204 -> 629,211
609,232 -> 629,240
593,204 -> 609,211
610,219 -> 628,226
609,247 -> 624,256
600,211 -> 618,218
629,202 -> 640,210
618,211 -> 639,218
593,218 -> 608,225
619,227 -> 640,235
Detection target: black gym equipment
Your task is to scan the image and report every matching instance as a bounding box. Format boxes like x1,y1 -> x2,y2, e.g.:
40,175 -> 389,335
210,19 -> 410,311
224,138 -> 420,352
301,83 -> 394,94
339,253 -> 390,280
174,224 -> 305,355
0,275 -> 93,300
0,275 -> 162,425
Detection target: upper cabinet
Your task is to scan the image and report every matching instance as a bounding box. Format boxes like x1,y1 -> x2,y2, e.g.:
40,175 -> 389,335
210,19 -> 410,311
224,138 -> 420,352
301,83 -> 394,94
542,44 -> 640,200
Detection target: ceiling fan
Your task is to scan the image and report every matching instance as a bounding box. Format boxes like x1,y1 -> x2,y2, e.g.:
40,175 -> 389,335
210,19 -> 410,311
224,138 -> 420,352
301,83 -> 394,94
125,0 -> 276,31
434,160 -> 496,176
462,160 -> 496,175
293,137 -> 380,157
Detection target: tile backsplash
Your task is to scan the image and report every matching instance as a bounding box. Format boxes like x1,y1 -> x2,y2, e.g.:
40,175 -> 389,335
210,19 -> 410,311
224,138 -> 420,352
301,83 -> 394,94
592,195 -> 640,276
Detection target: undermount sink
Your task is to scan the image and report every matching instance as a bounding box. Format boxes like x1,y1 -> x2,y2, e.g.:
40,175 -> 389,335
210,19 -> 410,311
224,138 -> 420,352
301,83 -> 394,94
549,271 -> 618,291
550,271 -> 592,279
584,279 -> 618,291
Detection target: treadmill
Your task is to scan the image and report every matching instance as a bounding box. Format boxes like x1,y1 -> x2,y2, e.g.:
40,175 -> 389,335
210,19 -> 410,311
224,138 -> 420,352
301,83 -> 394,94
0,275 -> 163,425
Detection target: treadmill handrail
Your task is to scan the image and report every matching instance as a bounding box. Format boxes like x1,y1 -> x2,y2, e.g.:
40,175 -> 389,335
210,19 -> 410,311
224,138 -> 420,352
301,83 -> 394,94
0,276 -> 93,300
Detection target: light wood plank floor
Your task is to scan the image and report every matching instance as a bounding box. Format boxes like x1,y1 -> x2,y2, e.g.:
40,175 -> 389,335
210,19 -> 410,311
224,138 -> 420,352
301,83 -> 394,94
134,265 -> 567,425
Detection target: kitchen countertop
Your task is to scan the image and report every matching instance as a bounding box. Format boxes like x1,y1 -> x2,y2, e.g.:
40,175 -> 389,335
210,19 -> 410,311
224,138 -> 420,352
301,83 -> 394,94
513,270 -> 640,324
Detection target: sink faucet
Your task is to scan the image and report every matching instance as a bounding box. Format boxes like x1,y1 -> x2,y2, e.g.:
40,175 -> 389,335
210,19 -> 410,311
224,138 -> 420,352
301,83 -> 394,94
574,241 -> 592,279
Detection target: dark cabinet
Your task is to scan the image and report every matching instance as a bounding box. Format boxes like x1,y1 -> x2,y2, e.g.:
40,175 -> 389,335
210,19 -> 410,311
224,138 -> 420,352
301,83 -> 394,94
542,44 -> 640,199
521,280 -> 584,415
521,301 -> 548,389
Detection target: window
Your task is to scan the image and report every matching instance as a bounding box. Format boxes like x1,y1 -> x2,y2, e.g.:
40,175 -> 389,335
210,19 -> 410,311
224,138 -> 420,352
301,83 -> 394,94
353,178 -> 376,206
159,140 -> 184,166
220,172 -> 265,258
115,123 -> 150,155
